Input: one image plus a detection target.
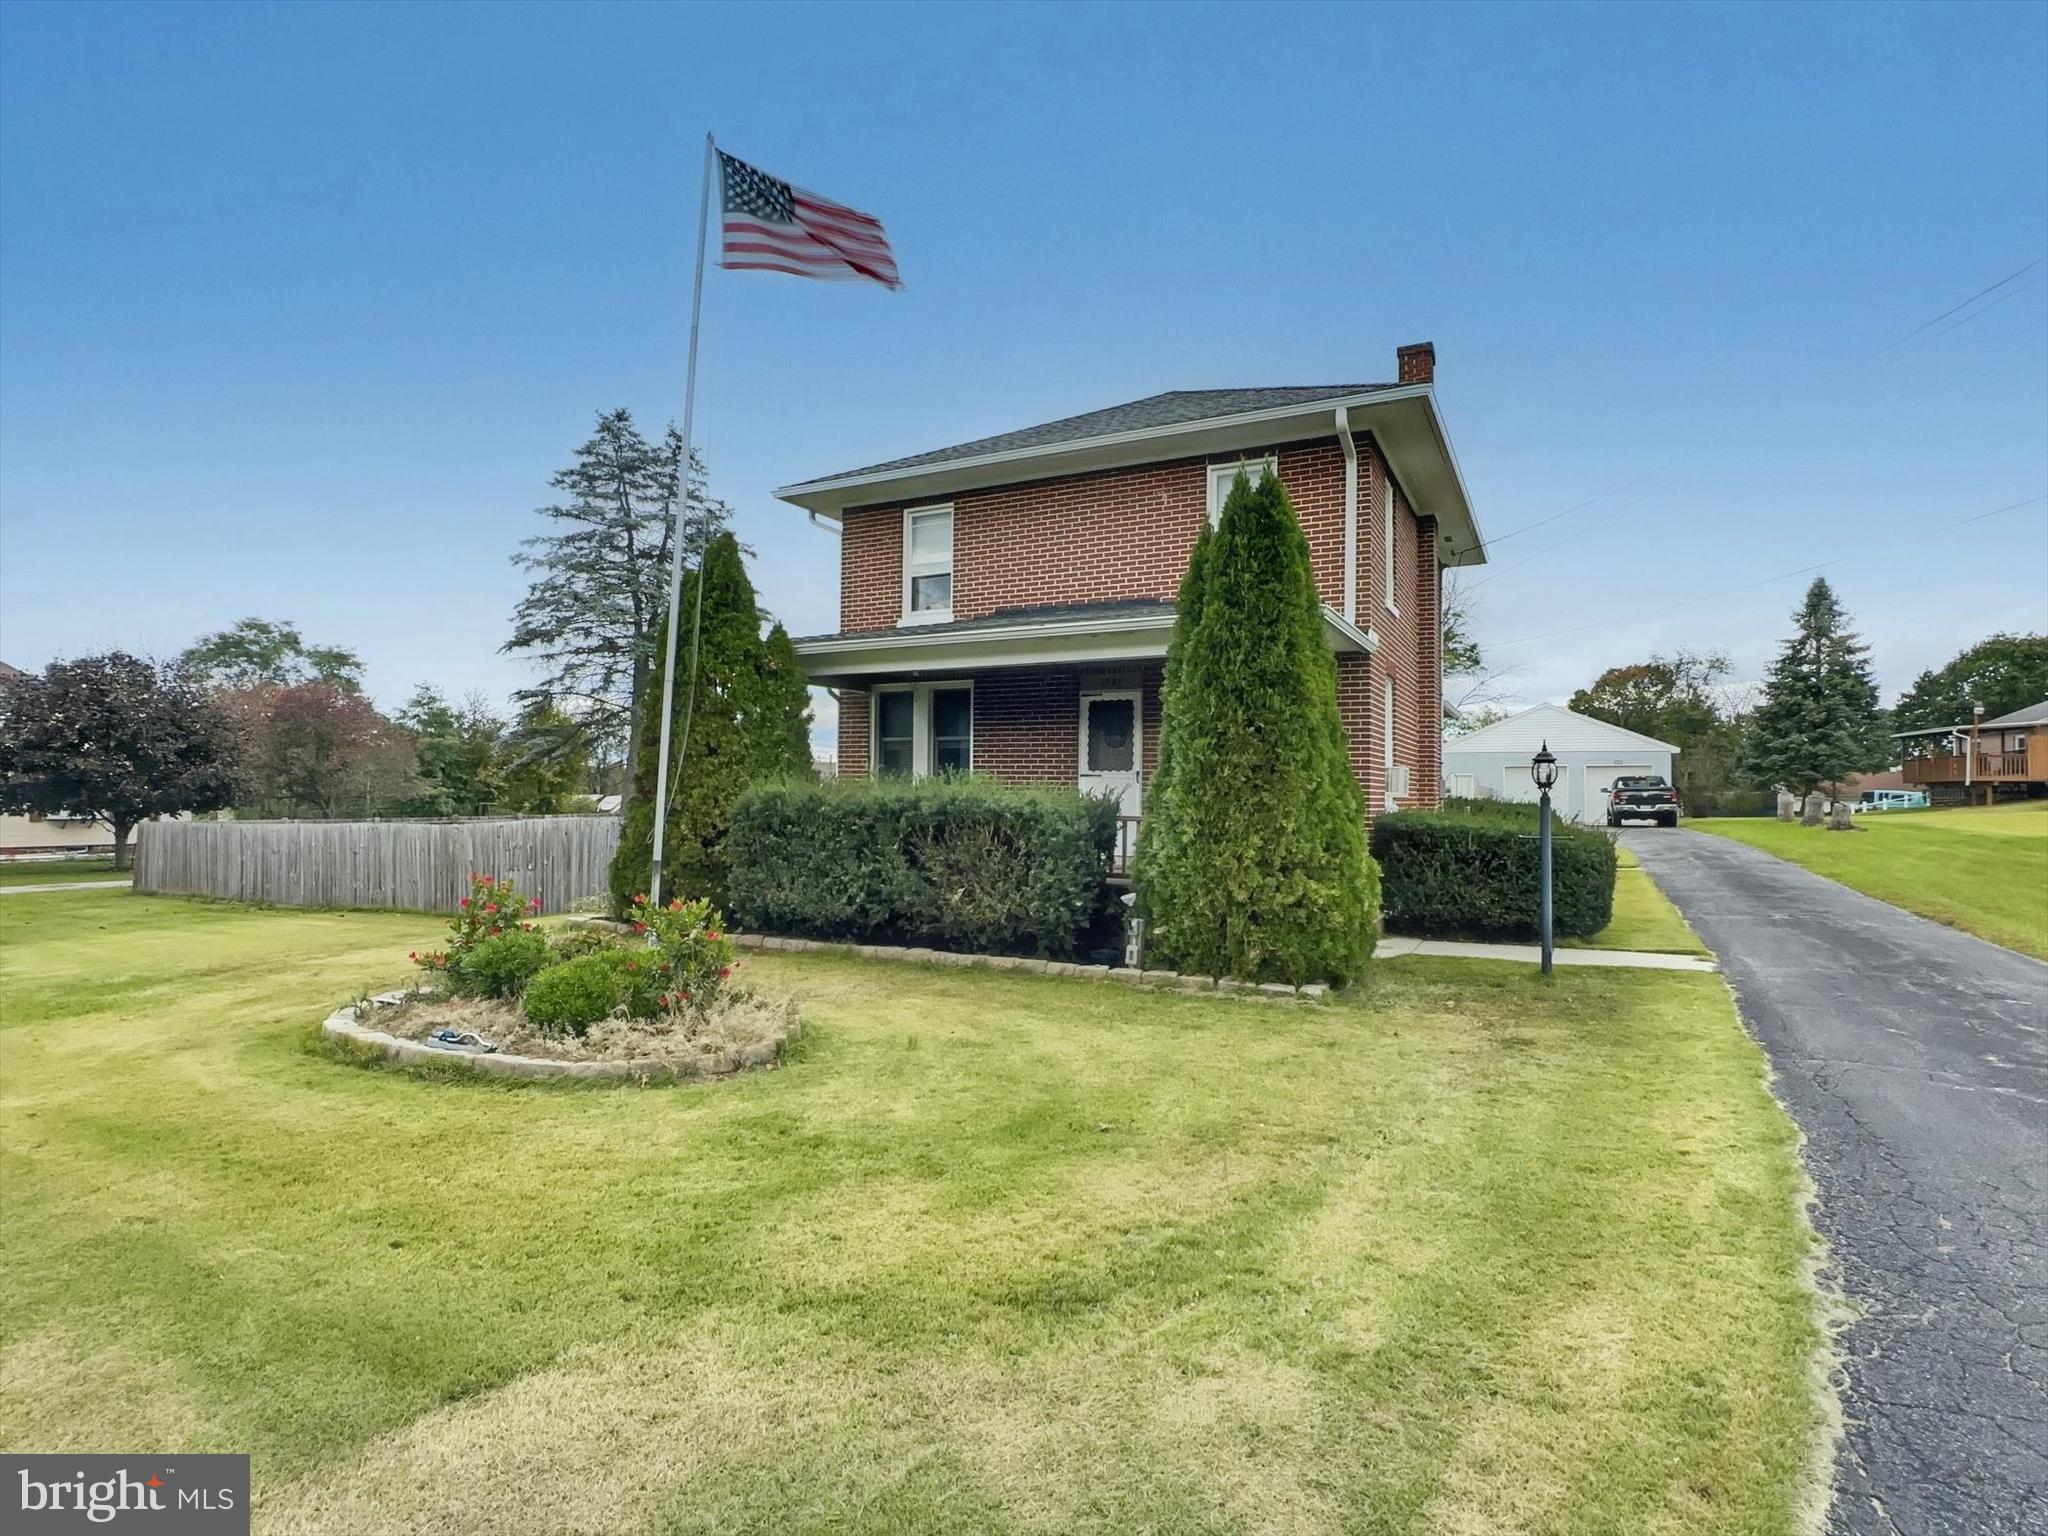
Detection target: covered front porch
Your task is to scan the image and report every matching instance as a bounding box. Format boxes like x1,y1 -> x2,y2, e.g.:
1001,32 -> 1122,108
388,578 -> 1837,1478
1895,701 -> 2046,803
794,598 -> 1384,873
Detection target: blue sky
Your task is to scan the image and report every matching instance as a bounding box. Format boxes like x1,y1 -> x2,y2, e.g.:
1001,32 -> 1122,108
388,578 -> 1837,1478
3,0 -> 2044,741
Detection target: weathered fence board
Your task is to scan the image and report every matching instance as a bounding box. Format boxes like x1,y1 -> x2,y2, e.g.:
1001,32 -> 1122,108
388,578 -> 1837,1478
134,817 -> 620,912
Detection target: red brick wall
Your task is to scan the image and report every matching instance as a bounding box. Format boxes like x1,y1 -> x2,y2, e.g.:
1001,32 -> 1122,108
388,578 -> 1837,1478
831,433 -> 1444,813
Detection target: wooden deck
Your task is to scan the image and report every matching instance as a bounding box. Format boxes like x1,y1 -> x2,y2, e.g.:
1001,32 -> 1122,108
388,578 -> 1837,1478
1902,751 -> 2035,787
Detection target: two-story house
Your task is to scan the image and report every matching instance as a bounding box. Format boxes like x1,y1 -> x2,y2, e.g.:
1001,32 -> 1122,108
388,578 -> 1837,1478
780,343 -> 1486,862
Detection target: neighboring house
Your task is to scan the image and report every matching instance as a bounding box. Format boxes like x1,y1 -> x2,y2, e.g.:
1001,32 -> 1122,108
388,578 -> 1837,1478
779,344 -> 1485,863
1897,697 -> 2047,804
1444,703 -> 1680,823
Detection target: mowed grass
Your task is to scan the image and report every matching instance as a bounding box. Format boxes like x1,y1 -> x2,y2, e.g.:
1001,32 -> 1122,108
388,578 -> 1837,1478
1566,844 -> 1711,956
1693,799 -> 2048,960
0,857 -> 126,886
1,891 -> 1823,1535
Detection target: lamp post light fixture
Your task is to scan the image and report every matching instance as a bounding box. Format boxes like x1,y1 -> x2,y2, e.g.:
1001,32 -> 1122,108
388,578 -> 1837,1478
1531,741 -> 1560,976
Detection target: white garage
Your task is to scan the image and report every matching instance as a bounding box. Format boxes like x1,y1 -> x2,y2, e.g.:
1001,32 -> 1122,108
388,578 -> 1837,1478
1444,703 -> 1680,824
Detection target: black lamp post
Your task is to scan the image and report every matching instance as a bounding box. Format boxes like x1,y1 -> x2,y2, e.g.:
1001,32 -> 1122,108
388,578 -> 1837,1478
1532,741 -> 1560,976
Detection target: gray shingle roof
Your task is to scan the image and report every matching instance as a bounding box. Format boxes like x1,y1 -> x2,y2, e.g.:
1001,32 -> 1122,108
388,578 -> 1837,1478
1978,698 -> 2048,730
793,598 -> 1171,647
815,385 -> 1403,481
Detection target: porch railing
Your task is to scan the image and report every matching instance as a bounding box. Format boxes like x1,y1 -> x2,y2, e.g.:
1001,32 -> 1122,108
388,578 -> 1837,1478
1902,751 -> 2033,785
1110,815 -> 1142,877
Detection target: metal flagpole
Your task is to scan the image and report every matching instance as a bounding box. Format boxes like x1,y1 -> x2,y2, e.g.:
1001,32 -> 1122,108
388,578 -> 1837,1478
647,131 -> 716,912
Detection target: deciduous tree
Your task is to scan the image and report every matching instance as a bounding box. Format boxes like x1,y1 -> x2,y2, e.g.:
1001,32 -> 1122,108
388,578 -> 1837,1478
396,686 -> 505,816
177,618 -> 363,693
228,682 -> 417,818
0,653 -> 241,869
1891,633 -> 2048,735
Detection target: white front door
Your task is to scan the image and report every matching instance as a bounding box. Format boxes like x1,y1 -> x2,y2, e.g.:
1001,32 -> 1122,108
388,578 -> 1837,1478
1079,691 -> 1143,865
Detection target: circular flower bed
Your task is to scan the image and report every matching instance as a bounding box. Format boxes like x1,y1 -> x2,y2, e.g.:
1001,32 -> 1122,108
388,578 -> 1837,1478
331,874 -> 798,1083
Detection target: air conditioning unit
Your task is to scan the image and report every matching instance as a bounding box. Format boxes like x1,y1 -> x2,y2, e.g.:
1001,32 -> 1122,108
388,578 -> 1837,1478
1389,764 -> 1412,799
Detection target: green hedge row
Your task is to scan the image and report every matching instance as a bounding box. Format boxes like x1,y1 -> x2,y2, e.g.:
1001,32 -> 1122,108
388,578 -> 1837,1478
725,776 -> 1118,958
1370,799 -> 1617,939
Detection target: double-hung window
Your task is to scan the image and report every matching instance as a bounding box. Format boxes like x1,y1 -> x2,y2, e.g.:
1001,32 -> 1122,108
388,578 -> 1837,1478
1381,476 -> 1399,616
903,505 -> 954,623
872,683 -> 972,778
1206,458 -> 1276,526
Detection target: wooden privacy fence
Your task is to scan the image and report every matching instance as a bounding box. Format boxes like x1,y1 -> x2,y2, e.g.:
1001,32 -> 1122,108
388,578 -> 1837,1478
134,816 -> 621,913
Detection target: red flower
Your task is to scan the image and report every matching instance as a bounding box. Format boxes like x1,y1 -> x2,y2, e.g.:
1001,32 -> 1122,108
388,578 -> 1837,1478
631,921 -> 647,933
657,993 -> 671,1008
624,960 -> 639,973
719,965 -> 732,980
489,924 -> 503,936
485,902 -> 498,914
707,930 -> 721,942
529,897 -> 542,911
459,897 -> 471,909
408,951 -> 419,961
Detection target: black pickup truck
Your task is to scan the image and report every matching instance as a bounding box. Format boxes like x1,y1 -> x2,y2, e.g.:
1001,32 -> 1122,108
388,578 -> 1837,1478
1606,775 -> 1680,828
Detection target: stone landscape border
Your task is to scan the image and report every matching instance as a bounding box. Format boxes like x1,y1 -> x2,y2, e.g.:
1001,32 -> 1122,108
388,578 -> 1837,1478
321,991 -> 789,1083
718,929 -> 1330,1003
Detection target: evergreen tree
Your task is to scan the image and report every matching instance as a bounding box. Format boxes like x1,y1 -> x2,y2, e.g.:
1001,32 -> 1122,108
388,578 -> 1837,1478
1742,577 -> 1889,795
395,686 -> 505,816
1135,471 -> 1377,985
1131,517 -> 1212,924
1891,632 -> 2048,735
503,410 -> 732,805
608,533 -> 814,911
495,700 -> 591,814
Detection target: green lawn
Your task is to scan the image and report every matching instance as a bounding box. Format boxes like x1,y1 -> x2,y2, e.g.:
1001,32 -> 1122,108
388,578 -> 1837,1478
1693,799 -> 2048,960
1565,845 -> 1712,956
0,856 -> 126,885
1,891 -> 1824,1535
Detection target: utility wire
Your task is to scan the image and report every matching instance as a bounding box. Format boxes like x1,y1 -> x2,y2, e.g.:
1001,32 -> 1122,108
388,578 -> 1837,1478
1893,269 -> 2048,361
1854,254 -> 2047,366
1485,493 -> 2046,650
1473,476 -> 1651,550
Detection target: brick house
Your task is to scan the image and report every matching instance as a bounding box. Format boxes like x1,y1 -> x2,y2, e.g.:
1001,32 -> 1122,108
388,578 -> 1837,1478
780,343 -> 1486,862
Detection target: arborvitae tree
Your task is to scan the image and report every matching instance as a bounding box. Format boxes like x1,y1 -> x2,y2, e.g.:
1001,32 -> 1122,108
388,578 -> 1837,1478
1131,517 -> 1212,925
503,410 -> 732,806
609,534 -> 813,911
758,623 -> 818,777
1742,577 -> 1889,796
1135,471 -> 1377,985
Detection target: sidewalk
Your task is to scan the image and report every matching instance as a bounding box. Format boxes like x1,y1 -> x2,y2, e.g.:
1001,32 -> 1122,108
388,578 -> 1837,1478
1377,935 -> 1718,973
0,880 -> 132,895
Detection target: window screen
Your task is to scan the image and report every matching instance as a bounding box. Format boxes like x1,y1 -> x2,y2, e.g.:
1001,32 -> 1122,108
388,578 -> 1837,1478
876,691 -> 915,776
1086,698 -> 1136,772
932,688 -> 972,773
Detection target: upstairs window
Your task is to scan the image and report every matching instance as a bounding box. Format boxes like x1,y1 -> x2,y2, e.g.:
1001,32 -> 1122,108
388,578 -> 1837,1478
1381,477 -> 1399,616
903,505 -> 954,623
1206,458 -> 1276,526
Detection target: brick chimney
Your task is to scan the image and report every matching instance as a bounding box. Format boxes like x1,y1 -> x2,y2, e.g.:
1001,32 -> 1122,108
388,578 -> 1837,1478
1397,341 -> 1436,384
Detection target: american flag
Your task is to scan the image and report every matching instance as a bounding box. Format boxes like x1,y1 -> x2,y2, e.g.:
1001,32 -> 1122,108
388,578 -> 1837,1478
718,149 -> 900,290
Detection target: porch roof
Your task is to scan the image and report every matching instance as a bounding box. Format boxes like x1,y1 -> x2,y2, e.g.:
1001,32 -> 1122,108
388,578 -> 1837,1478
792,598 -> 1379,685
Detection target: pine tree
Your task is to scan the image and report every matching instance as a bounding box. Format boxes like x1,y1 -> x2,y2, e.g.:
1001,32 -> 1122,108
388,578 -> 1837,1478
1742,577 -> 1889,796
503,410 -> 733,805
608,533 -> 813,911
1135,471 -> 1377,985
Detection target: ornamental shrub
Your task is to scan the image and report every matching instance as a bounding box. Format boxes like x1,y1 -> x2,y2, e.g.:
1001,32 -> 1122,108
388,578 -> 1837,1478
411,871 -> 544,979
452,927 -> 554,999
726,775 -> 1117,958
520,949 -> 663,1036
619,892 -> 740,1011
1133,467 -> 1378,986
1370,801 -> 1617,939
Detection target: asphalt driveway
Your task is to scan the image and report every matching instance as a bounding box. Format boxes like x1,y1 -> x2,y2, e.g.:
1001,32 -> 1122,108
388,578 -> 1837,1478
1625,828 -> 2048,1536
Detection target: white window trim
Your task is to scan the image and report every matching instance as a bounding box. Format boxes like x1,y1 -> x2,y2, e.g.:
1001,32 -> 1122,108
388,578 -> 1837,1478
870,680 -> 973,778
1381,476 -> 1399,618
901,503 -> 955,626
1205,457 -> 1276,526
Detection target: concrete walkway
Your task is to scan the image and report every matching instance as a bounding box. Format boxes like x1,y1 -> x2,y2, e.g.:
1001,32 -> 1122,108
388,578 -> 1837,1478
1376,934 -> 1718,972
0,879 -> 132,895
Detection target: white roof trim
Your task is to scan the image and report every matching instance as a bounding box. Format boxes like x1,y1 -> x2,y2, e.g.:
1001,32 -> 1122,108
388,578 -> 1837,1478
1446,702 -> 1681,755
777,384 -> 1487,569
795,605 -> 1377,683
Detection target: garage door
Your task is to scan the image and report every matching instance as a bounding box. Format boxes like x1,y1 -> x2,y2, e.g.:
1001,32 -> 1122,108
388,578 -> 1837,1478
1588,765 -> 1652,821
1501,766 -> 1540,803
